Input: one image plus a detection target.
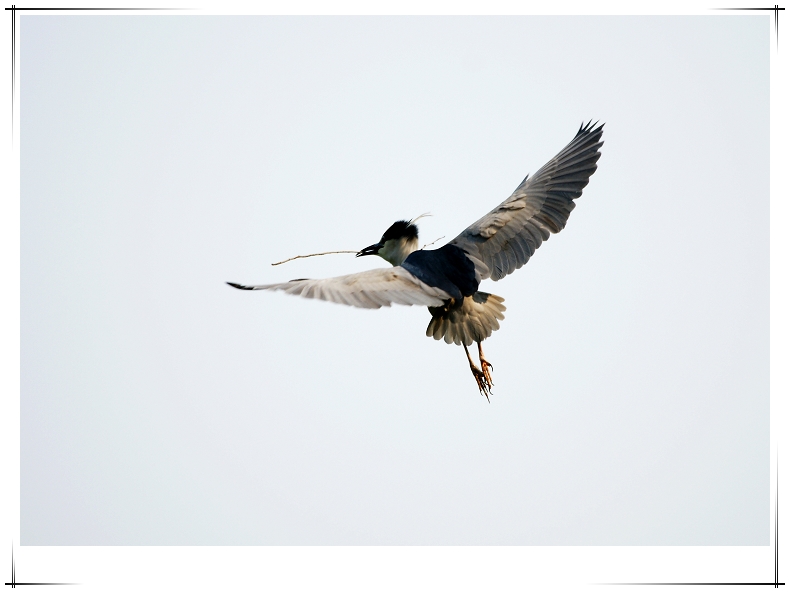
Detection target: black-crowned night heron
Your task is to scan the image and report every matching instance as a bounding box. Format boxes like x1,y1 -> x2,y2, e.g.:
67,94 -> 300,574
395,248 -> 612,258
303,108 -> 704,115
229,122 -> 604,400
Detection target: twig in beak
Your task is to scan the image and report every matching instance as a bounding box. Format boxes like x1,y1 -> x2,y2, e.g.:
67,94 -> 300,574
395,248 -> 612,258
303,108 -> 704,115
271,250 -> 357,266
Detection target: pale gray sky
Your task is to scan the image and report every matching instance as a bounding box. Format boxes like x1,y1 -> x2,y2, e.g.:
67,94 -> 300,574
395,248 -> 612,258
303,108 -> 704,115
21,15 -> 768,544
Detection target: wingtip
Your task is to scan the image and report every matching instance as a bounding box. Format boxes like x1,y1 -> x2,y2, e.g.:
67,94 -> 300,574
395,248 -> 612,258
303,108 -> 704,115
576,120 -> 605,142
227,282 -> 254,290
579,120 -> 605,134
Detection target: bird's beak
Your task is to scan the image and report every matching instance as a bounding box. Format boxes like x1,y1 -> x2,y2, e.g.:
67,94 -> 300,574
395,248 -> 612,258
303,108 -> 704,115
356,243 -> 382,257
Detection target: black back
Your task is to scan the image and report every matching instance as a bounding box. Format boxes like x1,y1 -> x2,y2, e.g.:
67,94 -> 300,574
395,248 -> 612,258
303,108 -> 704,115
402,245 -> 478,302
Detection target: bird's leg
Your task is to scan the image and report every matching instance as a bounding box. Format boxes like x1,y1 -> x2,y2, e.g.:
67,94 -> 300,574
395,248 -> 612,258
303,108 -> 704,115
464,343 -> 492,402
477,341 -> 494,388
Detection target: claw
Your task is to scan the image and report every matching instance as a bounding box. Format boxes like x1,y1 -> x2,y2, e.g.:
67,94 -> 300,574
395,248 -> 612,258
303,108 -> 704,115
470,364 -> 492,402
464,343 -> 493,401
479,358 -> 494,389
477,342 -> 494,391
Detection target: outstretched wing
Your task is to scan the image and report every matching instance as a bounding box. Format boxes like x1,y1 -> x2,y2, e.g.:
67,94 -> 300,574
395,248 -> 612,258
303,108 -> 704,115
227,266 -> 451,309
451,121 -> 604,281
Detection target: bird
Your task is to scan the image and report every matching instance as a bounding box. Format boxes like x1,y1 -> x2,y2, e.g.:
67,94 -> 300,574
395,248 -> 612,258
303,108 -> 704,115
228,121 -> 604,400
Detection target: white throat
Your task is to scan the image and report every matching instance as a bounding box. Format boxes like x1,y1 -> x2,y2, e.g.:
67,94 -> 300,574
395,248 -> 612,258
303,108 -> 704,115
378,237 -> 419,267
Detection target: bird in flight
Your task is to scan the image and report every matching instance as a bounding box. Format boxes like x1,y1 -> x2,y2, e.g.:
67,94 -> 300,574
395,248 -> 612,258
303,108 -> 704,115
228,121 -> 604,400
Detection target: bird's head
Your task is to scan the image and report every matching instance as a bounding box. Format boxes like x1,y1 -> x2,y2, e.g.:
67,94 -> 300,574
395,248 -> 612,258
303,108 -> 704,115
357,219 -> 420,267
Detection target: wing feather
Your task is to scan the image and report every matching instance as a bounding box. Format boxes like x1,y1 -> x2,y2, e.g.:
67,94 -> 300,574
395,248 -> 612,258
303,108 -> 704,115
451,121 -> 604,281
228,267 -> 451,309
509,237 -> 528,263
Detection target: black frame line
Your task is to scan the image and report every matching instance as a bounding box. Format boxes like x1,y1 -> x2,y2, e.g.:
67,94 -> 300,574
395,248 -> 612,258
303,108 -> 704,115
713,5 -> 785,49
5,545 -> 78,588
4,6 -> 184,9
9,3 -> 12,144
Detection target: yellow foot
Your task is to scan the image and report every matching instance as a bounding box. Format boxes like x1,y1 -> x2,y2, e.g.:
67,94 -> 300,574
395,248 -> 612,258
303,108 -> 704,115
479,357 -> 494,389
469,363 -> 493,402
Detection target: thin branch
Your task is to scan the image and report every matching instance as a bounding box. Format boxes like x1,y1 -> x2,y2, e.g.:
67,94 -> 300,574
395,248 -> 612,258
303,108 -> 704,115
271,250 -> 357,266
421,236 -> 445,249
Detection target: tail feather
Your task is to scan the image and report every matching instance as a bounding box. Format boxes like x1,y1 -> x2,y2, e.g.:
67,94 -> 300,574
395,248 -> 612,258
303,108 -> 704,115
426,292 -> 506,346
